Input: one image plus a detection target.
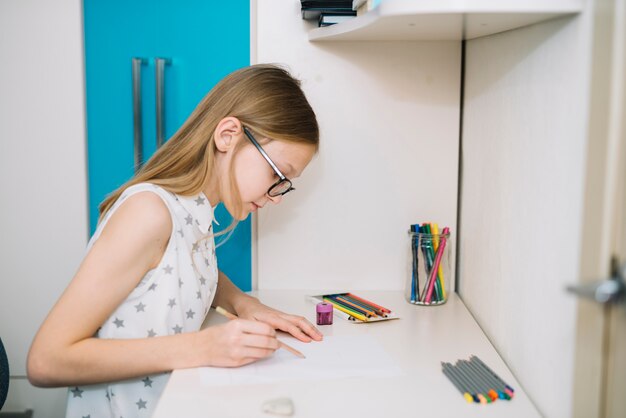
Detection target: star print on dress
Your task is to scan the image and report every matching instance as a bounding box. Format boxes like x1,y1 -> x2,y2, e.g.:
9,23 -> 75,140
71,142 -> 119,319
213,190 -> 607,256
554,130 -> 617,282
67,183 -> 218,417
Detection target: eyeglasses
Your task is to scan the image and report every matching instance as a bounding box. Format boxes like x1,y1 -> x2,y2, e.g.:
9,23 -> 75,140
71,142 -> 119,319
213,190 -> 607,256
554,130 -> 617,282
242,126 -> 295,197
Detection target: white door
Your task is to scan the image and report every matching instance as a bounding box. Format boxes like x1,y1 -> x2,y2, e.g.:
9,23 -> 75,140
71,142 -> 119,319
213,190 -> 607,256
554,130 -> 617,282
570,0 -> 626,417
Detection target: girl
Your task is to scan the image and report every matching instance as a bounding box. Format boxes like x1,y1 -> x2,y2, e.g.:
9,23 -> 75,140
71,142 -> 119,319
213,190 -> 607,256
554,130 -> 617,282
27,64 -> 323,418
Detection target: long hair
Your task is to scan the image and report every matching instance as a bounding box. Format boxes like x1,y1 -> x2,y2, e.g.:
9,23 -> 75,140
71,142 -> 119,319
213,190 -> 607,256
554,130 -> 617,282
98,64 -> 319,238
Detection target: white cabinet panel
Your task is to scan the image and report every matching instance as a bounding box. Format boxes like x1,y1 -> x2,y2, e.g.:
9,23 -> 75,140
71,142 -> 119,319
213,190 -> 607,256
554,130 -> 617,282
255,1 -> 461,291
0,0 -> 88,381
459,13 -> 592,418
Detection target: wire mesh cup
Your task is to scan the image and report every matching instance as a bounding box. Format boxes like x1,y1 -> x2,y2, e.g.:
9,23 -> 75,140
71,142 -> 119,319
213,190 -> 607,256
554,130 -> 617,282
406,230 -> 451,305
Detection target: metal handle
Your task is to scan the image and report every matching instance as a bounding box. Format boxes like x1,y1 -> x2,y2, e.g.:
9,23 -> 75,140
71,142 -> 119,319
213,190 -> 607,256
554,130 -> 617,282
155,58 -> 171,149
567,257 -> 626,304
132,58 -> 147,172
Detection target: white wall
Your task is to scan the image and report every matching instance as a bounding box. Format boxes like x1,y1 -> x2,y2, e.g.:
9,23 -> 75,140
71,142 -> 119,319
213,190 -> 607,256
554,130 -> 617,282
254,0 -> 461,291
458,12 -> 592,418
0,0 -> 88,415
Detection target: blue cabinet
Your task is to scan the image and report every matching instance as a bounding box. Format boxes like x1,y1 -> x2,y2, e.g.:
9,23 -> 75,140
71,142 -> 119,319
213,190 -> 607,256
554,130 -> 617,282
84,0 -> 252,290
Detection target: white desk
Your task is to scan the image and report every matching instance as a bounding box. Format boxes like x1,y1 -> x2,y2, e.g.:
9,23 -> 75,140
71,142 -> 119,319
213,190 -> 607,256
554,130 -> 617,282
153,291 -> 540,418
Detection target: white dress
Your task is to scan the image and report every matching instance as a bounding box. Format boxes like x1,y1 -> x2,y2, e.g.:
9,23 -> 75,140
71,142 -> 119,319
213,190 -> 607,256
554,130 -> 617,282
65,183 -> 219,418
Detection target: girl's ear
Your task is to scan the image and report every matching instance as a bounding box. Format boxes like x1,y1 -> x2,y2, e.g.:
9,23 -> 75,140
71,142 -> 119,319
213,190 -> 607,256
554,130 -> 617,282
213,117 -> 243,152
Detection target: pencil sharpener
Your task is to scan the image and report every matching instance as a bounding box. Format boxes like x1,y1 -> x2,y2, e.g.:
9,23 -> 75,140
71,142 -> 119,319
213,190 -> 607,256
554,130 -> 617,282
316,302 -> 333,325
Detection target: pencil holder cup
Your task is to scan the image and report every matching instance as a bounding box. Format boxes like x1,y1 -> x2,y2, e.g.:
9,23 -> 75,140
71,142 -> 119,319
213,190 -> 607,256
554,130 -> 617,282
406,230 -> 451,305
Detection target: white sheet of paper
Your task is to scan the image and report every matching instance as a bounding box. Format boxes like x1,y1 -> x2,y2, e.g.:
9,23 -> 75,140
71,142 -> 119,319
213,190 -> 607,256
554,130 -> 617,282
199,335 -> 403,386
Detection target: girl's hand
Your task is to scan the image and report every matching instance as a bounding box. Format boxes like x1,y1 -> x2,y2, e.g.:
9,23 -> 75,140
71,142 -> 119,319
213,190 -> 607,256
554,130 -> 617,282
199,319 -> 279,367
236,299 -> 324,343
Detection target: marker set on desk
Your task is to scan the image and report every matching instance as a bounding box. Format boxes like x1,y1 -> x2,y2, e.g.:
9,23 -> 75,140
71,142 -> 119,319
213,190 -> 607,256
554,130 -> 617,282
442,355 -> 515,404
409,223 -> 450,304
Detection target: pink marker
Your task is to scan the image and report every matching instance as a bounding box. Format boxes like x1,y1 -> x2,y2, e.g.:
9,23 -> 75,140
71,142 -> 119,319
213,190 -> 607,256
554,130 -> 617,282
425,227 -> 449,303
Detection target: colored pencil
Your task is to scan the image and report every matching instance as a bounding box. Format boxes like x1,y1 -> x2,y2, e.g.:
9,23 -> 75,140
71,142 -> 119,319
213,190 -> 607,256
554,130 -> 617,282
442,363 -> 480,403
325,296 -> 373,318
341,294 -> 388,317
335,296 -> 378,317
425,228 -> 448,303
322,298 -> 369,322
470,358 -> 514,399
424,223 -> 442,300
410,224 -> 419,302
441,362 -> 474,403
346,293 -> 391,313
458,361 -> 496,402
470,356 -> 515,397
468,358 -> 512,399
431,223 -> 447,299
214,306 -> 305,359
464,359 -> 506,400
418,224 -> 440,302
330,306 -> 359,322
452,362 -> 488,404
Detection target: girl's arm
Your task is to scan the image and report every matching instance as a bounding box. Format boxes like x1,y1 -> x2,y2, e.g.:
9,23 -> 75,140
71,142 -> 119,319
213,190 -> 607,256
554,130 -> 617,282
212,270 -> 324,343
27,192 -> 278,387
211,269 -> 258,315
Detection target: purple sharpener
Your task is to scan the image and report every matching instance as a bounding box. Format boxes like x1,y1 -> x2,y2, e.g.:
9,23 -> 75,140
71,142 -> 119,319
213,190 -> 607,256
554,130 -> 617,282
316,302 -> 333,325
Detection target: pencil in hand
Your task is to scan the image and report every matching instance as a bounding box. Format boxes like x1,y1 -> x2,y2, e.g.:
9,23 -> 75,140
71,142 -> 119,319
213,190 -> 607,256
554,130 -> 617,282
214,306 -> 306,359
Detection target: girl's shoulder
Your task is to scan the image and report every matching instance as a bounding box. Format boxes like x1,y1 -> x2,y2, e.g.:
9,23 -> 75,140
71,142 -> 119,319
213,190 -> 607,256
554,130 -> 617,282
113,183 -> 176,226
120,182 -> 171,199
91,183 -> 176,248
113,182 -> 179,210
108,189 -> 173,240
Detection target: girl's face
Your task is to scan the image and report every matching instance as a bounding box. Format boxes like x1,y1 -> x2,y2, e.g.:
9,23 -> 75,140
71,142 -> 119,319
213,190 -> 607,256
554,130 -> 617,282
230,136 -> 316,219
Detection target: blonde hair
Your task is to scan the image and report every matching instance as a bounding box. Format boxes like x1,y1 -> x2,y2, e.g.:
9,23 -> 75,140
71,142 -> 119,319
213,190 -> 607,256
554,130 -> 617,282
98,64 -> 319,239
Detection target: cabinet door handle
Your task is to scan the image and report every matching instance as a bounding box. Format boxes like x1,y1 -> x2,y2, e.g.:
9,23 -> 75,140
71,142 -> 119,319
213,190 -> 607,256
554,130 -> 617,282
155,58 -> 171,149
132,57 -> 147,172
567,257 -> 626,304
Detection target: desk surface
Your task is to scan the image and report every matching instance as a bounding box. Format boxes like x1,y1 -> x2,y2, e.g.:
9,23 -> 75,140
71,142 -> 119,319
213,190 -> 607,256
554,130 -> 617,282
153,290 -> 540,418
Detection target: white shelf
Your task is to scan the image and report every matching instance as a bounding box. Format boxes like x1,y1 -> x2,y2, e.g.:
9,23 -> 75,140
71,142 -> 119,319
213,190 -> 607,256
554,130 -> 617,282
309,0 -> 582,41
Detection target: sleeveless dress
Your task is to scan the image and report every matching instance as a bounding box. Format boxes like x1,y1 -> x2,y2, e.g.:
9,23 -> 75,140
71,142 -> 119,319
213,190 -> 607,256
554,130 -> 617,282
65,183 -> 219,418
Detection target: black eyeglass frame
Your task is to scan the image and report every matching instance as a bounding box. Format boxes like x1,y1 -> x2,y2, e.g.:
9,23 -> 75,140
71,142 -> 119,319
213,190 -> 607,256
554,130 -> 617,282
242,126 -> 295,197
